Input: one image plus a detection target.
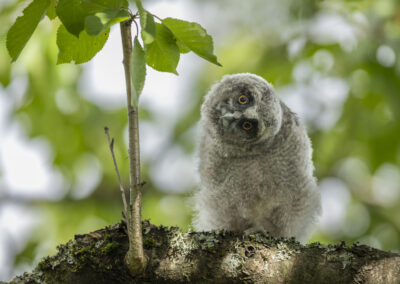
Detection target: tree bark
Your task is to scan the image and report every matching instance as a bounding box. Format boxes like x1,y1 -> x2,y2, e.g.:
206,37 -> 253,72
120,19 -> 146,274
9,221 -> 400,284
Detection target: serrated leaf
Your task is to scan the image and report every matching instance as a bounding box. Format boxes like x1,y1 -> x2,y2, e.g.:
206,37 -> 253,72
134,0 -> 156,45
85,8 -> 130,36
130,37 -> 146,106
162,17 -> 221,66
145,23 -> 179,74
82,0 -> 128,14
46,0 -> 57,20
56,0 -> 87,37
57,24 -> 109,64
6,0 -> 50,61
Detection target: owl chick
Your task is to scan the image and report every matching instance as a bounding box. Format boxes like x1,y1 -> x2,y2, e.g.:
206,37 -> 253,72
193,73 -> 321,242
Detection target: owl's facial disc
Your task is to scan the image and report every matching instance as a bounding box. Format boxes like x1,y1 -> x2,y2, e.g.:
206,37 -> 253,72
215,91 -> 280,144
218,104 -> 261,143
203,73 -> 283,145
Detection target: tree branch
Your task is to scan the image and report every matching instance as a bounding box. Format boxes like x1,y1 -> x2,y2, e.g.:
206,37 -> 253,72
120,20 -> 146,274
9,221 -> 400,284
104,126 -> 128,216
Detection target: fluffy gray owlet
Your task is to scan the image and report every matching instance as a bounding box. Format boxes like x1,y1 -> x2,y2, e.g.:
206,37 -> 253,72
193,73 -> 321,242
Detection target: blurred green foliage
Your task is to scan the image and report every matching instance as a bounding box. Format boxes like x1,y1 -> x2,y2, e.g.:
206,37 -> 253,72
1,0 -> 400,279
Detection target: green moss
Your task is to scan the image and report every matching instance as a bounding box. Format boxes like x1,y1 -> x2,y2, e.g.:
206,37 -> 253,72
37,257 -> 52,271
101,242 -> 119,254
105,264 -> 113,270
78,254 -> 88,263
45,265 -> 69,283
326,252 -> 353,269
220,249 -> 226,257
77,247 -> 89,254
207,246 -> 215,253
144,237 -> 157,249
70,245 -> 77,254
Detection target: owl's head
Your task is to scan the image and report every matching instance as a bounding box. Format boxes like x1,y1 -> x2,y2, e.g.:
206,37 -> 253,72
202,73 -> 283,145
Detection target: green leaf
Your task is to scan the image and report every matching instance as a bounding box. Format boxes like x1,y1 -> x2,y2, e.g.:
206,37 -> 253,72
176,40 -> 190,54
57,0 -> 129,36
6,0 -> 50,61
0,35 -> 11,86
82,0 -> 128,14
85,8 -> 130,36
162,17 -> 221,66
145,23 -> 180,74
130,36 -> 146,106
140,11 -> 156,45
46,0 -> 57,20
56,0 -> 87,37
134,0 -> 144,11
56,24 -> 109,64
134,0 -> 156,45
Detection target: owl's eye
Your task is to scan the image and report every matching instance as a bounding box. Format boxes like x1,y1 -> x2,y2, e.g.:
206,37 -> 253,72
242,121 -> 253,131
238,94 -> 249,105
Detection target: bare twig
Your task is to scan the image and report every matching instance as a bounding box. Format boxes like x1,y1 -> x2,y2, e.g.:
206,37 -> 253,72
104,126 -> 128,216
120,20 -> 147,275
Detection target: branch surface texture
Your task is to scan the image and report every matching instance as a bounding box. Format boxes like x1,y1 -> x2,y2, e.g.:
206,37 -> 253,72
9,221 -> 400,284
120,20 -> 146,274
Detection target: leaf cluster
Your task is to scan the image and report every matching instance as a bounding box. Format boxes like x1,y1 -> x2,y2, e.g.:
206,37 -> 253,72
6,0 -> 221,99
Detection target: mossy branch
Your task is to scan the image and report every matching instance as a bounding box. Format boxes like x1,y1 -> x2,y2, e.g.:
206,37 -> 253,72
9,221 -> 400,284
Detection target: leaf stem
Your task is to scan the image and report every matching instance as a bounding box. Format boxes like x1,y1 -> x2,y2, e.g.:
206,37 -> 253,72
147,11 -> 162,22
120,20 -> 147,275
133,19 -> 139,37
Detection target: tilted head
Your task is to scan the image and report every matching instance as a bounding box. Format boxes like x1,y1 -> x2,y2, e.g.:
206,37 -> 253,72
201,73 -> 283,145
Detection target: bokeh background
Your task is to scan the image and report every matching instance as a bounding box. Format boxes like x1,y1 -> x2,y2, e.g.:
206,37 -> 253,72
1,0 -> 400,281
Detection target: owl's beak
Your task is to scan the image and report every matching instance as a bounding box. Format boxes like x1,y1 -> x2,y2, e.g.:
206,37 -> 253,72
220,112 -> 241,120
220,112 -> 240,127
220,112 -> 234,120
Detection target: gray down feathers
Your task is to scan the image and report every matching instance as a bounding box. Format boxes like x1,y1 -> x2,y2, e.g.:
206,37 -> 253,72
193,73 -> 321,243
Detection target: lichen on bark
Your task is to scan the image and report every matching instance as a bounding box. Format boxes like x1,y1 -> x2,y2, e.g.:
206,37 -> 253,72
9,221 -> 400,284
